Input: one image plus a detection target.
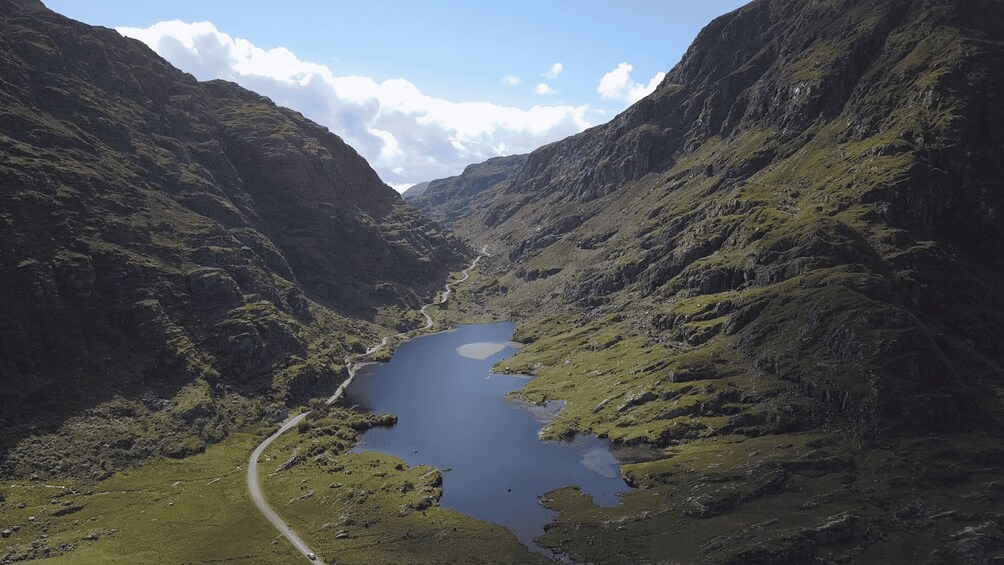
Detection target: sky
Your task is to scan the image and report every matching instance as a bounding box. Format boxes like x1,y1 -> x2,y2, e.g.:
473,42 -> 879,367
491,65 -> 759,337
45,1 -> 750,192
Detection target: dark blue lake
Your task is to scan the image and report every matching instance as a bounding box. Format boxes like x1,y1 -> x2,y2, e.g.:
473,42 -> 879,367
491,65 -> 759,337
347,322 -> 628,554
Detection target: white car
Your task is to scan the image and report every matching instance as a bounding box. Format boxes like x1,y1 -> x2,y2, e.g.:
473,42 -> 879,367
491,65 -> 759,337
307,553 -> 316,561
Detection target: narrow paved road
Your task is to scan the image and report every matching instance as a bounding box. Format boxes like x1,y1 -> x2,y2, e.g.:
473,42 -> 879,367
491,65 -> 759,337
246,413 -> 317,561
418,248 -> 486,330
246,246 -> 489,563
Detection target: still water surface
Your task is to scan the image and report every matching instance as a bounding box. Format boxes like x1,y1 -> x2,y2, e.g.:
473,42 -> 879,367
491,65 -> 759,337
348,322 -> 628,553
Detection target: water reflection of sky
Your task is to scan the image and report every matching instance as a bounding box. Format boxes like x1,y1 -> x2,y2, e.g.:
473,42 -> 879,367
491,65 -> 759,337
455,341 -> 507,359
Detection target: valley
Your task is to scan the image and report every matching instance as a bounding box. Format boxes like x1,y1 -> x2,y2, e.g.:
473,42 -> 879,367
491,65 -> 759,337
3,0 -> 1004,563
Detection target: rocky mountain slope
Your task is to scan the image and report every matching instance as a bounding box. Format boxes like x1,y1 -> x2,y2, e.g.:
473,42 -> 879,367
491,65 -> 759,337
416,0 -> 1004,561
0,0 -> 466,479
410,154 -> 527,225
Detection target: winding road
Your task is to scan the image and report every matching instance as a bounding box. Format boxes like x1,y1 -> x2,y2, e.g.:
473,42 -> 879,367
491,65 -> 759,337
246,246 -> 489,563
418,247 -> 485,330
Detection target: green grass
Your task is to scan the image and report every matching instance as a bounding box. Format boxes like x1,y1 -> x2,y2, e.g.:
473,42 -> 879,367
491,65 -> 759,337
1,410 -> 542,564
535,432 -> 1004,563
2,431 -> 297,564
256,412 -> 546,564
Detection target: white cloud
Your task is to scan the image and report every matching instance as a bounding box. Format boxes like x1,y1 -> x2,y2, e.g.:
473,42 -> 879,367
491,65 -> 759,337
534,82 -> 557,95
544,62 -> 563,79
118,21 -> 592,191
370,128 -> 402,159
501,74 -> 522,86
597,62 -> 665,104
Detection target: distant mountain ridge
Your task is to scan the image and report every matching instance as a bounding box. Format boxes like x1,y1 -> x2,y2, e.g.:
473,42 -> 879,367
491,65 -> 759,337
401,181 -> 429,201
0,0 -> 466,478
410,154 -> 528,225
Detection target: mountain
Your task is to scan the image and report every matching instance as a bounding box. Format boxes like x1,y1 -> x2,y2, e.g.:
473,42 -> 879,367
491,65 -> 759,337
400,181 -> 429,201
415,0 -> 1004,561
410,154 -> 527,226
0,0 -> 466,478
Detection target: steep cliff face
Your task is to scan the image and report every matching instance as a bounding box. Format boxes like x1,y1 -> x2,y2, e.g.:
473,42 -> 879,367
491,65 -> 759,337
416,0 -> 1004,561
0,0 -> 465,478
202,81 -> 465,311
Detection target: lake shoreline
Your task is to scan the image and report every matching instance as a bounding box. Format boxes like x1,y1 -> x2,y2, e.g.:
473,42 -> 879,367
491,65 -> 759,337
347,322 -> 630,555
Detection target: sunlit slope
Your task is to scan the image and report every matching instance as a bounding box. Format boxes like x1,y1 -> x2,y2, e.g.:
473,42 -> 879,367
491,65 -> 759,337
416,0 -> 1004,561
